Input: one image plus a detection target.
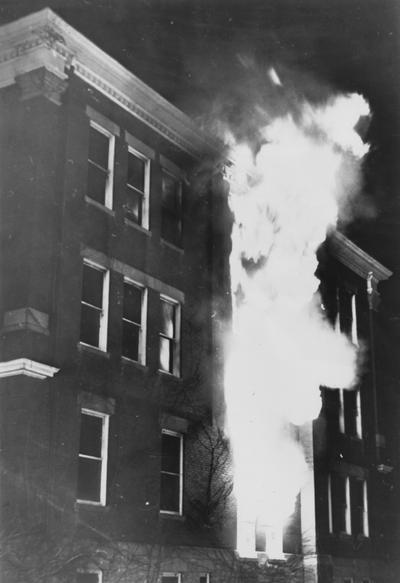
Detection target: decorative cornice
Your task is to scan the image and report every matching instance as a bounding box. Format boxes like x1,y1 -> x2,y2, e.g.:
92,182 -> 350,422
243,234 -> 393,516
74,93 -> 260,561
0,8 -> 221,159
328,230 -> 392,283
0,358 -> 59,379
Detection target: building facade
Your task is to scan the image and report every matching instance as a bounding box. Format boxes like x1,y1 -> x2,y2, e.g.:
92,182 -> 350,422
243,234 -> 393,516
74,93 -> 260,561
0,8 -> 399,583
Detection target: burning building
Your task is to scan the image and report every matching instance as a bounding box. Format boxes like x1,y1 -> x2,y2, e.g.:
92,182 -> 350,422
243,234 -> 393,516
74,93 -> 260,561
0,7 -> 399,583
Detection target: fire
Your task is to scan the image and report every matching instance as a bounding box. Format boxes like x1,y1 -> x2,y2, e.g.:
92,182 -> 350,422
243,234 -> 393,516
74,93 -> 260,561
224,93 -> 370,557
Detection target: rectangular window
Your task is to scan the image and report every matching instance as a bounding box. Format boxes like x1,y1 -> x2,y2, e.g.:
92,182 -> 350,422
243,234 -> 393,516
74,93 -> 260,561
80,261 -> 109,351
339,389 -> 362,438
161,170 -> 182,247
330,473 -> 351,534
159,297 -> 180,376
87,122 -> 115,208
160,430 -> 183,514
77,409 -> 109,505
199,575 -> 210,583
122,280 -> 147,364
161,575 -> 181,583
335,287 -> 358,346
329,474 -> 368,536
126,149 -> 150,227
77,572 -> 102,583
350,478 -> 369,537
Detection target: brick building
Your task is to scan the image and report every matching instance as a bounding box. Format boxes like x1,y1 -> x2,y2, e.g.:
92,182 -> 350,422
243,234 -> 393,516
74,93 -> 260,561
0,8 -> 399,583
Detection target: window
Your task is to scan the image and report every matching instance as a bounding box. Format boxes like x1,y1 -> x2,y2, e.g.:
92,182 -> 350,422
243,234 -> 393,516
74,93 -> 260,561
80,261 -> 109,351
339,389 -> 362,438
328,474 -> 368,536
126,149 -> 150,226
160,430 -> 183,514
159,297 -> 180,376
254,522 -> 283,557
199,575 -> 210,583
161,575 -> 181,583
77,571 -> 102,583
77,409 -> 109,505
335,287 -> 358,346
161,170 -> 182,247
122,280 -> 147,364
87,122 -> 115,208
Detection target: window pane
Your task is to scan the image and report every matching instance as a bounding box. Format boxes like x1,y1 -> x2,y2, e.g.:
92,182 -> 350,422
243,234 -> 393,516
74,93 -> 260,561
255,524 -> 266,552
80,413 -> 103,457
78,457 -> 101,502
160,473 -> 180,512
123,283 -> 142,323
162,173 -> 180,212
77,573 -> 99,583
332,474 -> 346,533
127,152 -> 145,191
160,301 -> 175,337
82,265 -> 103,307
344,391 -> 357,436
122,320 -> 140,361
80,304 -> 101,347
159,337 -> 173,373
162,434 -> 181,473
126,188 -> 142,224
200,577 -> 209,583
87,163 -> 107,205
89,126 -> 109,169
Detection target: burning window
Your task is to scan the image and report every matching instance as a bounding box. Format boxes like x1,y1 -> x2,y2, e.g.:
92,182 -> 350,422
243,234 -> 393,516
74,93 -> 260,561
77,410 -> 109,505
160,430 -> 183,514
80,261 -> 109,351
161,170 -> 182,247
87,122 -> 115,208
122,280 -> 146,363
159,297 -> 180,376
126,149 -> 149,225
328,474 -> 368,536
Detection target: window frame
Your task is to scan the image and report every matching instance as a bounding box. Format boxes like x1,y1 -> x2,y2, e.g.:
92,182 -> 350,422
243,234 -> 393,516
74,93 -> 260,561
161,166 -> 183,248
125,145 -> 151,229
158,295 -> 181,377
199,575 -> 211,583
338,388 -> 362,439
87,120 -> 115,210
77,408 -> 109,506
160,429 -> 184,516
121,278 -> 147,365
80,260 -> 110,352
328,474 -> 369,537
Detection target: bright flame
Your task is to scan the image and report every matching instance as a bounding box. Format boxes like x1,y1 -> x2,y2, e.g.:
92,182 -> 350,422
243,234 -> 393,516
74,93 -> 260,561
225,93 -> 369,557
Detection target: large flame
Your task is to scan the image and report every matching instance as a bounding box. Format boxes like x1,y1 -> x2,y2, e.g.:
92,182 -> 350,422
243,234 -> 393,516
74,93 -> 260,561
225,92 -> 370,556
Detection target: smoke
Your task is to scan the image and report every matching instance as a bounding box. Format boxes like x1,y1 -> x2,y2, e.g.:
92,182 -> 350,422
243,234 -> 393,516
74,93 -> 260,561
220,69 -> 370,555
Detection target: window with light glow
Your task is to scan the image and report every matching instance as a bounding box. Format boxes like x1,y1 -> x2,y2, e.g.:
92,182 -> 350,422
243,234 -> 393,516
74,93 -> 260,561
126,149 -> 150,226
80,261 -> 109,351
122,280 -> 147,364
159,296 -> 180,376
77,409 -> 109,505
87,122 -> 115,208
328,474 -> 368,537
160,430 -> 183,514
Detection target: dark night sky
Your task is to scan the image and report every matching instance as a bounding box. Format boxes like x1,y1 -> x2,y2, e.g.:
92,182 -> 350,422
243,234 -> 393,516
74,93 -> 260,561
1,0 -> 399,268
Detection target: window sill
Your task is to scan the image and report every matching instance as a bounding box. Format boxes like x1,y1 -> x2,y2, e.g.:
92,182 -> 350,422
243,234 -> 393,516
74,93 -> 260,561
121,356 -> 148,371
157,369 -> 182,381
124,217 -> 151,235
77,500 -> 109,510
78,343 -> 110,358
84,195 -> 115,216
160,238 -> 184,254
160,511 -> 185,521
